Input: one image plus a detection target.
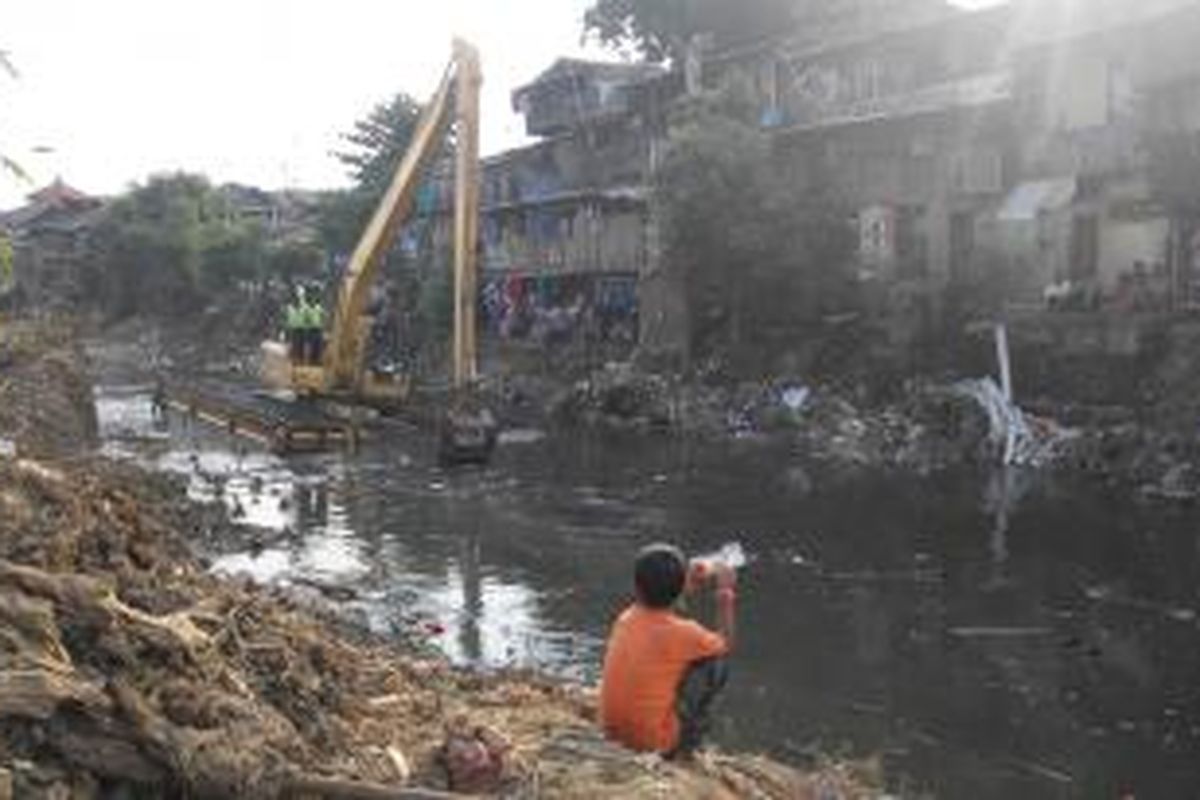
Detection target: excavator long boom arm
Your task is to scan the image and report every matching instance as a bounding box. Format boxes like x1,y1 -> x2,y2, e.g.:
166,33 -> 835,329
324,40 -> 481,391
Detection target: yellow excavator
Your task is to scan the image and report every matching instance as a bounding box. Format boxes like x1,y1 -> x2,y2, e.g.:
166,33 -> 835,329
261,40 -> 495,461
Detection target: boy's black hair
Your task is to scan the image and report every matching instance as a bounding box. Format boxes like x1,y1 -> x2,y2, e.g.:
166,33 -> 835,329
634,543 -> 687,609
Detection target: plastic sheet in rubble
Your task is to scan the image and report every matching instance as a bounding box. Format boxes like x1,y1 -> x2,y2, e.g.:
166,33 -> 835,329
951,377 -> 1076,467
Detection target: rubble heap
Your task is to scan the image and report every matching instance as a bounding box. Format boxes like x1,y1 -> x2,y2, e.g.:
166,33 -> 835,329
0,320 -> 97,456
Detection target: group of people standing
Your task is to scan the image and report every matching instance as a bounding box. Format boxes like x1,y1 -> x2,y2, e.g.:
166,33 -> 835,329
285,285 -> 326,366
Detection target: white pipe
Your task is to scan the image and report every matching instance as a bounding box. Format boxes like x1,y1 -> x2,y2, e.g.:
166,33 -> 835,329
994,322 -> 1013,404
994,323 -> 1018,464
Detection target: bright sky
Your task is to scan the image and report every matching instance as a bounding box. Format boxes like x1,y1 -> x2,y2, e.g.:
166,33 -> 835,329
0,0 -> 610,208
0,0 -> 999,209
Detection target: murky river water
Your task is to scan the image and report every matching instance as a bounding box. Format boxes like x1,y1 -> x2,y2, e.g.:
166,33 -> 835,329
96,387 -> 1200,798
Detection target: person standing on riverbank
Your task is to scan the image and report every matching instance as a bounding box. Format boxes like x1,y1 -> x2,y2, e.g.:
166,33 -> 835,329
599,543 -> 737,758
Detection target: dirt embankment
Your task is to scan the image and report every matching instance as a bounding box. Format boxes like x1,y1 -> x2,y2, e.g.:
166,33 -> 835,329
0,322 -> 876,798
0,318 -> 97,456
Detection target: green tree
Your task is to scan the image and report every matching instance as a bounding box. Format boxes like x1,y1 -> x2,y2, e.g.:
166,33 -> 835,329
317,92 -> 423,255
655,93 -> 855,361
314,189 -> 376,256
316,89 -> 459,365
336,93 -> 423,194
265,238 -> 324,286
200,220 -> 267,296
91,173 -> 265,317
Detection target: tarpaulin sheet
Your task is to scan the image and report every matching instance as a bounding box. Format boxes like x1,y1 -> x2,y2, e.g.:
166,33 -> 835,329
997,178 -> 1076,221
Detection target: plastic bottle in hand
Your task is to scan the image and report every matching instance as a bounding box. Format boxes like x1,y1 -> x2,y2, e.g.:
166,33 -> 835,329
688,555 -> 738,593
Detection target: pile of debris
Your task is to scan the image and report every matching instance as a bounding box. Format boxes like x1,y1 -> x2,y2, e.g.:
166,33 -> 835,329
0,455 -> 876,798
548,362 -> 1094,478
0,319 -> 97,456
551,364 -> 675,431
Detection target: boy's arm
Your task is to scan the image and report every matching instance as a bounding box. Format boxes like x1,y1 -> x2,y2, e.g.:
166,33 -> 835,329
714,564 -> 736,651
686,561 -> 737,651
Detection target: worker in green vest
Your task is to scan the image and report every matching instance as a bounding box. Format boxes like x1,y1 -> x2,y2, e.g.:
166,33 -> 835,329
285,286 -> 306,363
305,287 -> 326,365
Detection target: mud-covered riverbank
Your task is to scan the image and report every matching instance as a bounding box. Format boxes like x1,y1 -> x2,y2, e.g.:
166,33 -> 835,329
542,353 -> 1200,505
0,320 -> 877,798
91,307 -> 1200,506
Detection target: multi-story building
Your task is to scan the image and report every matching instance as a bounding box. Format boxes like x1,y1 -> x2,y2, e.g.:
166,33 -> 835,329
218,183 -> 322,245
1000,0 -> 1200,309
415,58 -> 672,359
708,0 -> 1015,339
414,1 -> 1200,361
706,0 -> 1200,332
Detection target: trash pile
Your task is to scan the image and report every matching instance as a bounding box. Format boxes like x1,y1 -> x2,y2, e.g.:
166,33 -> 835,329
551,363 -> 675,431
0,455 -> 876,798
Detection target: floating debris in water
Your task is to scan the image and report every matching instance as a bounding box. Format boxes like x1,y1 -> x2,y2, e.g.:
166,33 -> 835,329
949,626 -> 1053,638
780,386 -> 811,413
498,429 -> 547,446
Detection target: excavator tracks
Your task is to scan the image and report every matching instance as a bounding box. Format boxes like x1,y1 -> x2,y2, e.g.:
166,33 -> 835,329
167,380 -> 362,454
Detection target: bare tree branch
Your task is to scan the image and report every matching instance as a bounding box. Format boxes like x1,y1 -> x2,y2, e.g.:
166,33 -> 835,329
0,50 -> 18,80
1,154 -> 33,185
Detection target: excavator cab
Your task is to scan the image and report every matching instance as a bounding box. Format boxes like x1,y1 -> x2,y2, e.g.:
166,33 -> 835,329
261,320 -> 410,405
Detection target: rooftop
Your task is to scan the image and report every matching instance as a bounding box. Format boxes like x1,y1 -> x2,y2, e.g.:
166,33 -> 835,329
1,178 -> 102,233
512,58 -> 667,108
26,178 -> 95,208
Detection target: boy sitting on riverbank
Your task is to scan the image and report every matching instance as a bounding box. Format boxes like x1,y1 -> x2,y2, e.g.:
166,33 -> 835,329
599,543 -> 737,758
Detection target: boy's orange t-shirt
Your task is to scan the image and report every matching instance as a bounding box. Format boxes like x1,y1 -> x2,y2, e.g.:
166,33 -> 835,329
599,604 -> 728,753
